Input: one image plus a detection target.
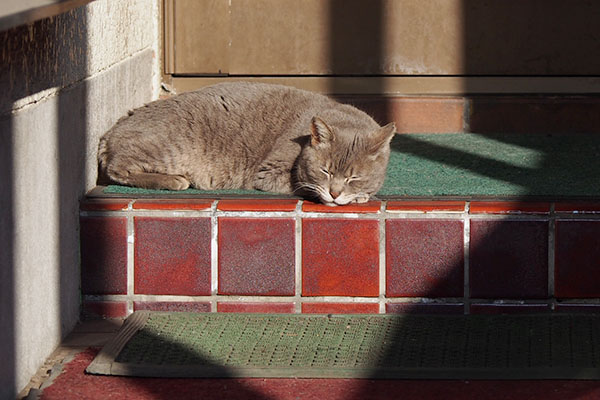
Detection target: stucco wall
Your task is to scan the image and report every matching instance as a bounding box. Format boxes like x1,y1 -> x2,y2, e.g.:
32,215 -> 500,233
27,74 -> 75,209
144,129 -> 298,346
0,1 -> 160,397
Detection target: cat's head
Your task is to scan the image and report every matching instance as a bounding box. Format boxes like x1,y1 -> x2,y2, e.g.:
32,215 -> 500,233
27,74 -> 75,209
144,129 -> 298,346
295,116 -> 396,206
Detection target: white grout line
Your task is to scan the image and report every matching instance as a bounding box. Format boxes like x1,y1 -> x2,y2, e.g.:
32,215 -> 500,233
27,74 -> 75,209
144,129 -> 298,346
84,293 -> 471,304
82,207 -> 562,220
379,201 -> 387,314
294,201 -> 303,313
463,202 -> 471,315
126,213 -> 135,314
210,201 -> 219,311
548,203 -> 556,308
85,294 -> 382,302
90,293 -> 600,306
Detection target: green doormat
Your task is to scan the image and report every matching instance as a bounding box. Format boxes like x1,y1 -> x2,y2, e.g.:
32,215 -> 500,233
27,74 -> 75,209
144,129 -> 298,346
87,311 -> 600,379
101,134 -> 600,198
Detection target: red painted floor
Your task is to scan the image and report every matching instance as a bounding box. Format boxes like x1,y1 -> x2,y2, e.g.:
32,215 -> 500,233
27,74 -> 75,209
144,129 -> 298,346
40,348 -> 600,400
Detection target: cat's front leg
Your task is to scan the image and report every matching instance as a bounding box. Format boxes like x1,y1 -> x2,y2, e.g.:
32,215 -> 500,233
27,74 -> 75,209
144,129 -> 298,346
253,162 -> 294,194
108,168 -> 191,191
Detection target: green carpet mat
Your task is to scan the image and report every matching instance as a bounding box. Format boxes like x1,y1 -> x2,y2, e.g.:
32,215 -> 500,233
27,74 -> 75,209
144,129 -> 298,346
102,134 -> 600,198
87,311 -> 600,379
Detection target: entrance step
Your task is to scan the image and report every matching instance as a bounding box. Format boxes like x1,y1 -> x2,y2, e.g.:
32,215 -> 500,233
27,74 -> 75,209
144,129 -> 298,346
80,195 -> 600,319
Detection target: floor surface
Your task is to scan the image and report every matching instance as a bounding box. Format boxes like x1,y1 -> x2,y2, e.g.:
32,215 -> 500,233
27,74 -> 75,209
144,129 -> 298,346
21,319 -> 600,400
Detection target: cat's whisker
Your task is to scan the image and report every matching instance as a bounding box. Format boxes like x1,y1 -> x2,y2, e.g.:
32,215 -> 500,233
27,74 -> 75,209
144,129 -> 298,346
294,182 -> 334,203
293,182 -> 320,194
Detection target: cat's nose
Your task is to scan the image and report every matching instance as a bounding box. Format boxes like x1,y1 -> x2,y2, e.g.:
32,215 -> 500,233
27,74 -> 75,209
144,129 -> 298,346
330,190 -> 340,199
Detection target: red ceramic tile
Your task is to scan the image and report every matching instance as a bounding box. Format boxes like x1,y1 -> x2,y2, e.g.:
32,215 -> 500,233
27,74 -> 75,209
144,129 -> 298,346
386,219 -> 464,297
217,199 -> 298,212
133,301 -> 211,312
337,96 -> 465,133
555,221 -> 600,298
302,303 -> 379,314
555,304 -> 600,313
302,200 -> 381,213
470,304 -> 550,314
134,217 -> 211,295
470,201 -> 550,214
470,220 -> 548,299
386,303 -> 464,314
217,302 -> 295,313
133,199 -> 213,210
80,198 -> 131,211
218,218 -> 295,295
82,301 -> 128,319
386,201 -> 465,213
555,202 -> 600,214
302,218 -> 379,297
469,97 -> 600,134
80,216 -> 128,295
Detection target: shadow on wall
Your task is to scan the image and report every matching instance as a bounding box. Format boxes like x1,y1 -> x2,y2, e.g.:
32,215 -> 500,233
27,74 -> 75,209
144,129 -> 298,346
327,0 -> 390,125
0,99 -> 15,398
0,8 -> 88,397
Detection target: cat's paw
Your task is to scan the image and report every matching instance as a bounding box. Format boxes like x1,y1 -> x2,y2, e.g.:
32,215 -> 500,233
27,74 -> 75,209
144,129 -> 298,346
353,194 -> 370,203
163,175 -> 190,191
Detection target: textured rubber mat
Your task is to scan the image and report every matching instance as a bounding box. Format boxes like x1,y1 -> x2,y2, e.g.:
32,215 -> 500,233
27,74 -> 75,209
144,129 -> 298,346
86,311 -> 600,379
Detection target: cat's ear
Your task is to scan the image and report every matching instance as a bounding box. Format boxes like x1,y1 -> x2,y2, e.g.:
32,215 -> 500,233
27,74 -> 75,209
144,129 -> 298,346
369,122 -> 396,156
310,117 -> 335,147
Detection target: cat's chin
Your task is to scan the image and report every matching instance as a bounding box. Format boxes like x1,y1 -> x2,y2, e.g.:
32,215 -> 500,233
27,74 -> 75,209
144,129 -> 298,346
329,193 -> 370,206
320,198 -> 357,207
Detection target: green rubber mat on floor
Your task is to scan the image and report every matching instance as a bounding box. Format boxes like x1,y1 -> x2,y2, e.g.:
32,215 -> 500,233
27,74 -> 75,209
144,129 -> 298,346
87,311 -> 600,379
101,134 -> 600,198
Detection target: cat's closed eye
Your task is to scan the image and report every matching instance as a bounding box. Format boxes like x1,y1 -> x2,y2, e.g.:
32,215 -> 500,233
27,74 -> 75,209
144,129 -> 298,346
319,167 -> 331,177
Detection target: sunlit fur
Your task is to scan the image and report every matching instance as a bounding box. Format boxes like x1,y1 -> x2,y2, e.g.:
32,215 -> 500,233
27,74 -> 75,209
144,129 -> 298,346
99,82 -> 395,204
294,114 -> 395,206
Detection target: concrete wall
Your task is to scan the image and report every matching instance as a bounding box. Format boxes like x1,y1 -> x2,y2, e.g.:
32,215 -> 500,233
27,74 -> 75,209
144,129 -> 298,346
0,1 -> 160,397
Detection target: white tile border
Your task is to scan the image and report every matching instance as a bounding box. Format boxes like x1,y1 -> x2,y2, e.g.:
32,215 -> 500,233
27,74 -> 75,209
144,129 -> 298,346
80,199 -> 600,316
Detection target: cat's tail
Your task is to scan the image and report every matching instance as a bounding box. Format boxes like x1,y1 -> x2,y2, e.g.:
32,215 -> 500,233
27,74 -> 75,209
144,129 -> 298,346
96,136 -> 112,185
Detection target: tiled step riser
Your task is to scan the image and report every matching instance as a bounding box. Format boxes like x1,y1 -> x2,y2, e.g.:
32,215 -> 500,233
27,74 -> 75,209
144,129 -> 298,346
80,199 -> 600,318
335,96 -> 600,134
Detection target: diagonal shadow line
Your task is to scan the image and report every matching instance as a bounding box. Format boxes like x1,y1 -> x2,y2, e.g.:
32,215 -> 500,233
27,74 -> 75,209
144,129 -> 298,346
386,134 -> 600,199
91,322 -> 278,400
391,135 -> 539,186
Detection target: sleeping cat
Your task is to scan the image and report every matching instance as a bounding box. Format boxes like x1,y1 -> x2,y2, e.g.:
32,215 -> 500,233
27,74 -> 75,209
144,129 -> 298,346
98,82 -> 396,206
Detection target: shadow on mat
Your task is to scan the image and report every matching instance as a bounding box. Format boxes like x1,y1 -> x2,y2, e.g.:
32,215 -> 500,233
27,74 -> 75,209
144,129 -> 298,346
387,134 -> 600,198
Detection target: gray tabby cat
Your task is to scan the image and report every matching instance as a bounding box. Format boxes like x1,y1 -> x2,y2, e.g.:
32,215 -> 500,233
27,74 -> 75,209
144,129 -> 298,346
98,82 -> 396,206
